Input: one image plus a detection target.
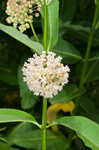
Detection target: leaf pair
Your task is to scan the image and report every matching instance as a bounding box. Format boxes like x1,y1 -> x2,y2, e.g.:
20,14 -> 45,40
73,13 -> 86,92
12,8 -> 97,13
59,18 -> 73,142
0,109 -> 99,150
7,123 -> 68,150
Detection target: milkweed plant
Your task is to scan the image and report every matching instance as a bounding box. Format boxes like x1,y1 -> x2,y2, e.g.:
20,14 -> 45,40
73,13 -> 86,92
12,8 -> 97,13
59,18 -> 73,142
0,0 -> 99,150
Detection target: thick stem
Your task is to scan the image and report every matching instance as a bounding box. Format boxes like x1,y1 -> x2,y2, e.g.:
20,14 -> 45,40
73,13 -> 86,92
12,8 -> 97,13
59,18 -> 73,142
80,33 -> 93,87
30,23 -> 39,42
80,5 -> 99,87
43,0 -> 48,52
42,97 -> 47,150
42,0 -> 48,150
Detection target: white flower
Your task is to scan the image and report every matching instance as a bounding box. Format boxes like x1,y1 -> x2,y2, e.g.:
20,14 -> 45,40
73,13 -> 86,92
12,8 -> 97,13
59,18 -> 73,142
6,0 -> 41,32
22,51 -> 70,98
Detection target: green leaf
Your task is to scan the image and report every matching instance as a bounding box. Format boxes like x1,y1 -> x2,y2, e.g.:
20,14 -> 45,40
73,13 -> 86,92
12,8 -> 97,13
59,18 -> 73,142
79,96 -> 99,123
63,24 -> 91,44
84,61 -> 99,82
89,52 -> 99,62
85,52 -> 99,82
49,84 -> 85,104
51,116 -> 99,150
53,39 -> 82,64
0,141 -> 19,150
95,0 -> 99,5
7,123 -> 68,150
64,24 -> 91,33
61,0 -> 76,22
41,0 -> 59,50
18,66 -> 38,109
0,109 -> 40,127
63,23 -> 99,47
0,23 -> 43,55
47,0 -> 59,50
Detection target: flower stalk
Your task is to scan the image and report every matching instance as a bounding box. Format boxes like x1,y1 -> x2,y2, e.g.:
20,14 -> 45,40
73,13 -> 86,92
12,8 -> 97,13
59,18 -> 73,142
30,23 -> 39,42
42,97 -> 47,150
42,0 -> 47,150
42,0 -> 48,149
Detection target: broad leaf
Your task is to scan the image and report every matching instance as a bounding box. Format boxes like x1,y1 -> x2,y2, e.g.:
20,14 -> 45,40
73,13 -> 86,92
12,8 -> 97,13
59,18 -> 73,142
61,0 -> 76,22
63,24 -> 99,47
7,123 -> 69,150
85,52 -> 99,82
47,0 -> 59,50
64,24 -> 91,33
78,96 -> 99,123
53,39 -> 82,64
18,66 -> 38,109
0,142 -> 18,150
41,0 -> 59,50
0,109 -> 40,127
51,116 -> 99,150
0,24 -> 43,54
84,61 -> 99,82
95,0 -> 99,5
49,84 -> 85,104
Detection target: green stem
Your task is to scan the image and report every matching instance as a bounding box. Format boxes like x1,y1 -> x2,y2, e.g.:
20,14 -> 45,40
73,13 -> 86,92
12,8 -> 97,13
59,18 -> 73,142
42,1 -> 48,149
80,5 -> 99,88
30,23 -> 39,42
43,0 -> 48,52
42,97 -> 47,150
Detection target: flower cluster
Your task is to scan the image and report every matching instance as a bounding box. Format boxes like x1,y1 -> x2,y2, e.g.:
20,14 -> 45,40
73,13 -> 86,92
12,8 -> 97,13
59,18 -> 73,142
22,51 -> 70,98
6,0 -> 41,32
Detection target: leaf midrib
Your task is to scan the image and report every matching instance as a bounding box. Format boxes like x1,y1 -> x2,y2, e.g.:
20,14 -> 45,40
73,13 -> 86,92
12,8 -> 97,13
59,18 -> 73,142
53,49 -> 82,60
